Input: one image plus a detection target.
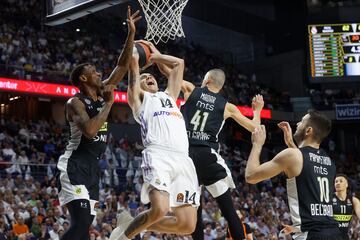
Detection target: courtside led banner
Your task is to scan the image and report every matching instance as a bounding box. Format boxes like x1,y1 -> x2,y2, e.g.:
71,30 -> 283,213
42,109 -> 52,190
0,77 -> 271,119
335,104 -> 360,120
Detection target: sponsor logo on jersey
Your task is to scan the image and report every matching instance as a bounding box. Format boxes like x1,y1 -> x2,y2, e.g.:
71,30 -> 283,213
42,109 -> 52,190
309,153 -> 332,166
153,111 -> 183,119
188,130 -> 210,141
93,134 -> 107,142
196,100 -> 214,111
85,99 -> 91,105
155,179 -> 161,185
334,214 -> 352,222
200,93 -> 216,104
176,193 -> 184,203
99,122 -> 108,132
338,222 -> 349,228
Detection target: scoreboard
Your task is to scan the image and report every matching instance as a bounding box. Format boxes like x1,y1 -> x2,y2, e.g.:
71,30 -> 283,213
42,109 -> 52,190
308,23 -> 360,83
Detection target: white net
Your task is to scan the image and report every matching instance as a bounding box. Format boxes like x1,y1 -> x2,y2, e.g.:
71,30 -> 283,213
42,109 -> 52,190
138,0 -> 189,44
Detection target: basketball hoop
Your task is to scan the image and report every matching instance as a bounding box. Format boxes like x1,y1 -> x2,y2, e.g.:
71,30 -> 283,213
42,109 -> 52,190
137,0 -> 189,44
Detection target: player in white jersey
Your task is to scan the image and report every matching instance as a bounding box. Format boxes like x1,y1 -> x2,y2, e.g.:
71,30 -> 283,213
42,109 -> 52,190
110,50 -> 199,240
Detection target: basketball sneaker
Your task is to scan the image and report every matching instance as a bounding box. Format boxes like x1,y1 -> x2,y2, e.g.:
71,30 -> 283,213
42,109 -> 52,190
109,210 -> 134,240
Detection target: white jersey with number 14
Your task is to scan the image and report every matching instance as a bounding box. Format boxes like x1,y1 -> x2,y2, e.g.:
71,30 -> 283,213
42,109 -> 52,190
133,91 -> 189,153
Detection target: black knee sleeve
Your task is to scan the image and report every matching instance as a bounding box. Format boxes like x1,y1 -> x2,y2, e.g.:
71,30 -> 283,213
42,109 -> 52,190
216,190 -> 245,240
61,199 -> 94,240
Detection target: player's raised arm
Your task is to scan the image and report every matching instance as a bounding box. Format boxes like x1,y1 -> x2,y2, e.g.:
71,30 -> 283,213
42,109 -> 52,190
66,85 -> 115,139
103,6 -> 141,86
181,80 -> 195,101
245,125 -> 302,184
149,53 -> 184,100
278,121 -> 298,148
224,95 -> 264,132
127,53 -> 144,112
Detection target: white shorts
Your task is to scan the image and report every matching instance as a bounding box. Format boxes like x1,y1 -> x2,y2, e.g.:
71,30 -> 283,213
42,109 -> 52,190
140,147 -> 200,208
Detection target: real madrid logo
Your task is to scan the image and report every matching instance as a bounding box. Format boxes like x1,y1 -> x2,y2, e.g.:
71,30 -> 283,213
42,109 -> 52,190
333,197 -> 337,203
75,187 -> 82,195
176,193 -> 184,203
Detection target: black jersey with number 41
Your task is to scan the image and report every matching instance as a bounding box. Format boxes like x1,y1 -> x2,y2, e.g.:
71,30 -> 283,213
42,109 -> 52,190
181,87 -> 227,151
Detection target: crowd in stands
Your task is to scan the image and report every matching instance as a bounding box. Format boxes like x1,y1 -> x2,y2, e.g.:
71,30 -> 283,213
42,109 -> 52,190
309,88 -> 360,110
1,118 -> 359,240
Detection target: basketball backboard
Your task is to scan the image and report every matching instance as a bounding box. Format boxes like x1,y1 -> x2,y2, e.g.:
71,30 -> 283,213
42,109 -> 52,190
45,0 -> 128,26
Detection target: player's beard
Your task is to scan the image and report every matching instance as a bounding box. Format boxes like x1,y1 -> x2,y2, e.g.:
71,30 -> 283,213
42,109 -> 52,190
293,127 -> 306,146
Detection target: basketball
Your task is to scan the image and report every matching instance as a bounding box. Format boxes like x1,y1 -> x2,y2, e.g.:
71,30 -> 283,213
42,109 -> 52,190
134,42 -> 152,68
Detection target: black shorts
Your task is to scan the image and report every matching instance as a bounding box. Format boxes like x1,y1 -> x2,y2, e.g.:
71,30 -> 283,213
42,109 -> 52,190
189,146 -> 235,197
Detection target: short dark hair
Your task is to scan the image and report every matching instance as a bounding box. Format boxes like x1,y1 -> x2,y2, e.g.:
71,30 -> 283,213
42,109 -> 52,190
69,63 -> 90,87
306,109 -> 332,143
336,173 -> 348,181
335,174 -> 352,195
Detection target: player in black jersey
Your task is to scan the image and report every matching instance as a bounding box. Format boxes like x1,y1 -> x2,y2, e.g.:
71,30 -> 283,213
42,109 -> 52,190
180,72 -> 264,240
137,41 -> 264,240
333,174 -> 360,239
56,7 -> 141,240
245,110 -> 343,240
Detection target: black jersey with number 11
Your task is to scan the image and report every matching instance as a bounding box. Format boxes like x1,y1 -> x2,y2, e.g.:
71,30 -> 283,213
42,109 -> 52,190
333,194 -> 353,239
181,87 -> 227,151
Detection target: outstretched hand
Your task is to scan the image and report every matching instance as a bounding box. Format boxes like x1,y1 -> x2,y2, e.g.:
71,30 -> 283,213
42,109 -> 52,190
251,125 -> 266,146
280,224 -> 295,235
102,84 -> 116,104
252,94 -> 264,112
278,121 -> 297,148
127,6 -> 142,34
